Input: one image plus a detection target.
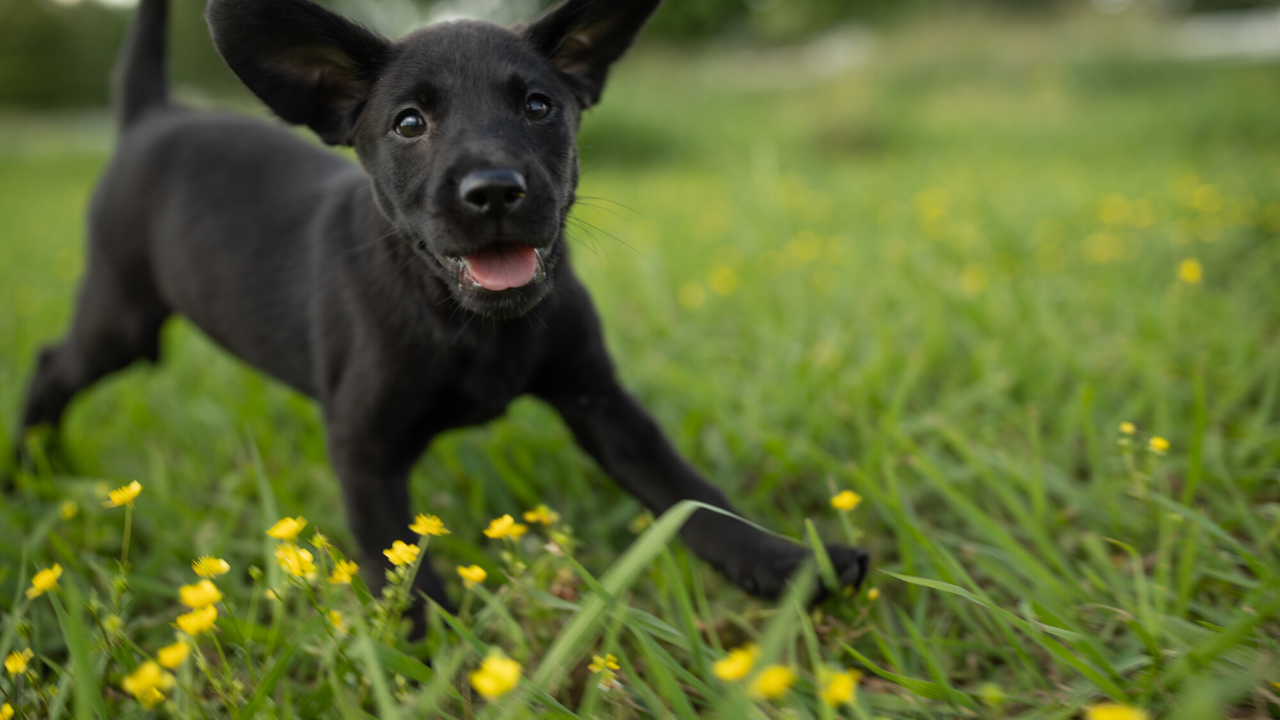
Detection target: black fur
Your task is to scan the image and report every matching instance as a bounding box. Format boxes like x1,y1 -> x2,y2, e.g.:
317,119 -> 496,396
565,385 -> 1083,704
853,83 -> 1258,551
19,0 -> 868,625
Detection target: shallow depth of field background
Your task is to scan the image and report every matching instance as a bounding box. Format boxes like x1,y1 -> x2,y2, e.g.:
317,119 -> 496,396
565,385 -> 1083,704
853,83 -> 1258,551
2,0 -> 1279,717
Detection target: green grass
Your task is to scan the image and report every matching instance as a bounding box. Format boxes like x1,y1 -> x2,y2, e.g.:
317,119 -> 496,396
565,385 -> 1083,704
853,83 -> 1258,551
3,11 -> 1280,719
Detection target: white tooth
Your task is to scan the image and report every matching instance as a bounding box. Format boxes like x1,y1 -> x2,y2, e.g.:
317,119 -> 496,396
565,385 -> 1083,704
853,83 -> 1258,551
533,248 -> 547,282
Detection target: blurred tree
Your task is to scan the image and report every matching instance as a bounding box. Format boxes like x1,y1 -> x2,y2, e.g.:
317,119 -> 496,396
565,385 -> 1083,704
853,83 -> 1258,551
0,0 -> 127,108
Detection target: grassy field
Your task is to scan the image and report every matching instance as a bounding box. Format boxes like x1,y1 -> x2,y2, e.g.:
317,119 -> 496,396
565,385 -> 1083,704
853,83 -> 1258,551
3,9 -> 1280,719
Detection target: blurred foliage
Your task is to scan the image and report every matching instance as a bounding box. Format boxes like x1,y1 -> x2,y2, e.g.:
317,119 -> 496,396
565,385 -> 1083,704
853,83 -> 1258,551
3,0 -> 1279,110
0,0 -> 1274,106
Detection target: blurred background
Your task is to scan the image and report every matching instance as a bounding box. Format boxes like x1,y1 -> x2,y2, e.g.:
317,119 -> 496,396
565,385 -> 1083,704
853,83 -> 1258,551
2,0 -> 1280,109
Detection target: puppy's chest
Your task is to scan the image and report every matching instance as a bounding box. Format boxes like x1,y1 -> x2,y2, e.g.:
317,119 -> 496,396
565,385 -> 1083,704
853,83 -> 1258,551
420,348 -> 537,428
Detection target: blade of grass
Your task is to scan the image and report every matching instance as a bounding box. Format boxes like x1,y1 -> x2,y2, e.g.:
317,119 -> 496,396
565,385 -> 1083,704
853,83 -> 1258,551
48,586 -> 109,720
353,624 -> 404,720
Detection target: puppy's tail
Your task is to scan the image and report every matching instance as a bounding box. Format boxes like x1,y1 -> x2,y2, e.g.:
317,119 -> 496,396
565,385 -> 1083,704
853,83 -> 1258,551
114,0 -> 169,130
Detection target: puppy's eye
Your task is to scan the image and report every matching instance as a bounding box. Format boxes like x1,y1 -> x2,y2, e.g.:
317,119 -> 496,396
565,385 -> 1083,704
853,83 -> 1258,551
395,111 -> 426,138
524,95 -> 551,121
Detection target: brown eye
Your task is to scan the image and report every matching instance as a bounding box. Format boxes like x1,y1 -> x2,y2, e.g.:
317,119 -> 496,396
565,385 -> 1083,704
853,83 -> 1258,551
395,111 -> 426,138
524,95 -> 551,121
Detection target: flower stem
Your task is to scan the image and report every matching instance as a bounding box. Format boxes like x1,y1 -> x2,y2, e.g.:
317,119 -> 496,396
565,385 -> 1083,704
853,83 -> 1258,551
120,505 -> 133,569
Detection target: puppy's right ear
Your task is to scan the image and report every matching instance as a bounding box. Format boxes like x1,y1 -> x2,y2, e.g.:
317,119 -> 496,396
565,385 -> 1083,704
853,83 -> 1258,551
206,0 -> 390,145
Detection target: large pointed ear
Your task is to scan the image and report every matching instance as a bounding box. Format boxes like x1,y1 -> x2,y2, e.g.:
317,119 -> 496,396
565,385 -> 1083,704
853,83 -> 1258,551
521,0 -> 663,109
205,0 -> 391,145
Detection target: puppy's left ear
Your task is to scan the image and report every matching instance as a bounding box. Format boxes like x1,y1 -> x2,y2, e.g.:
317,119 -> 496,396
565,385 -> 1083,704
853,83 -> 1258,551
521,0 -> 663,108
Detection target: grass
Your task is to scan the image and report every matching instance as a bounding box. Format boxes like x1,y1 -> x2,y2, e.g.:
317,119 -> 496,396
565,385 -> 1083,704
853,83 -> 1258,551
3,9 -> 1280,719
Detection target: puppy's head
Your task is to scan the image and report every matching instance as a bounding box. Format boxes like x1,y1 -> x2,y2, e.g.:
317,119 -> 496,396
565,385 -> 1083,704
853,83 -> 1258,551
206,0 -> 661,319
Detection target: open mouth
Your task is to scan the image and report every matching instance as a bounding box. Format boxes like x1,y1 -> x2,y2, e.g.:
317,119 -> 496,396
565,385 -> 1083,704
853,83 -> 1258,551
434,243 -> 547,293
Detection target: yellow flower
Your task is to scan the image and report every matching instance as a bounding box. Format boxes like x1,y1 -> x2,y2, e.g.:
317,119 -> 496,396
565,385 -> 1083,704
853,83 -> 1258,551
266,516 -> 307,540
483,514 -> 528,540
328,610 -> 347,634
275,544 -> 316,577
157,641 -> 190,669
409,513 -> 450,536
310,531 -> 330,549
383,540 -> 418,567
26,564 -> 62,598
1084,704 -> 1149,720
102,480 -> 142,508
820,668 -> 861,706
191,556 -> 230,578
523,504 -> 560,526
179,579 -> 223,609
1148,437 -> 1170,455
5,649 -> 33,675
867,587 -> 881,601
59,500 -> 78,520
121,660 -> 175,706
470,652 -> 522,699
1178,258 -> 1203,284
712,644 -> 759,681
831,490 -> 862,512
1,702 -> 13,720
329,559 -> 359,585
1119,422 -> 1135,435
139,687 -> 165,709
175,604 -> 218,635
457,564 -> 487,587
589,654 -> 620,674
749,665 -> 796,700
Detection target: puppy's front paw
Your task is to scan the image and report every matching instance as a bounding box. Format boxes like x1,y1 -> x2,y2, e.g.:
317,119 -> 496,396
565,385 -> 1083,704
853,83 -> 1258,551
725,541 -> 869,602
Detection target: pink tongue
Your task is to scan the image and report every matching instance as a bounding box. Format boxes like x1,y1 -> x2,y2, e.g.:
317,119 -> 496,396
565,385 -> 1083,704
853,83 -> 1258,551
462,244 -> 538,291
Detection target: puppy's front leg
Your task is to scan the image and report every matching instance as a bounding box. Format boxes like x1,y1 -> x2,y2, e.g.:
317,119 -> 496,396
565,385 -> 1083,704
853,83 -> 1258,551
325,422 -> 452,622
538,374 -> 868,599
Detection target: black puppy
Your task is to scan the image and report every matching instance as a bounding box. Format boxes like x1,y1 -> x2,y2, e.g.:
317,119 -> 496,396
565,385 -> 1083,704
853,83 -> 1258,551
19,0 -> 867,614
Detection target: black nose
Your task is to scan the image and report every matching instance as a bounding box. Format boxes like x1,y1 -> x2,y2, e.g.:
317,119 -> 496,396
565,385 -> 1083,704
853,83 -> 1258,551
458,168 -> 527,215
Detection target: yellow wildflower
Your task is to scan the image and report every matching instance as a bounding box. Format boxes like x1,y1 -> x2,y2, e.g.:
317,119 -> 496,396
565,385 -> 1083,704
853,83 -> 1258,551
523,504 -> 560,526
102,480 -> 142,508
1084,704 -> 1149,720
470,652 -> 522,699
831,490 -> 862,512
5,649 -> 33,675
1148,437 -> 1170,455
157,641 -> 190,669
310,531 -> 330,549
329,559 -> 358,585
266,516 -> 307,540
1,703 -> 13,720
868,587 -> 881,601
26,564 -> 62,598
192,556 -> 230,578
179,579 -> 222,609
749,665 -> 796,700
139,687 -> 165,709
1178,258 -> 1203,284
275,544 -> 316,577
328,610 -> 347,634
589,654 -> 620,674
1119,422 -> 1135,435
383,540 -> 418,567
59,500 -> 78,520
175,604 -> 218,635
457,564 -> 487,587
820,667 -> 861,706
409,513 -> 450,536
483,514 -> 528,540
712,644 -> 759,681
121,660 -> 175,706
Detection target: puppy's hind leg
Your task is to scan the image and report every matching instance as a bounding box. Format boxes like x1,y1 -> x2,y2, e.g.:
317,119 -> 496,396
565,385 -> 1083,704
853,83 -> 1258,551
17,252 -> 169,466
